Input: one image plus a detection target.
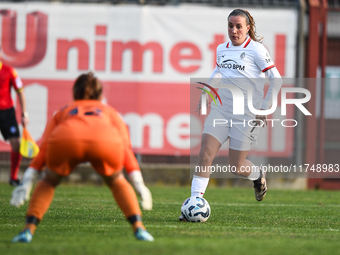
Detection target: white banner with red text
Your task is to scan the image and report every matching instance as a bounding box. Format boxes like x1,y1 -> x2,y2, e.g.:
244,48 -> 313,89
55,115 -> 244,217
0,3 -> 298,156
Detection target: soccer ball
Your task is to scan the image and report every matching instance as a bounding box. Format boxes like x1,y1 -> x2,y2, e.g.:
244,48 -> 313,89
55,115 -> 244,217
181,197 -> 211,222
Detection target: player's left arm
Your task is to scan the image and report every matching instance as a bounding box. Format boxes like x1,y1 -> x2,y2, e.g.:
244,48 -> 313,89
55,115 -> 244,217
254,45 -> 283,125
124,147 -> 152,210
263,67 -> 282,110
254,46 -> 283,109
109,107 -> 132,147
108,106 -> 153,210
17,89 -> 28,127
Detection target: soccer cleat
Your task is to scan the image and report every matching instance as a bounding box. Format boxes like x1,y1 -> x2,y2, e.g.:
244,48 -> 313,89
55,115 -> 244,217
134,228 -> 154,241
9,179 -> 20,187
253,168 -> 267,201
179,213 -> 188,222
12,229 -> 33,243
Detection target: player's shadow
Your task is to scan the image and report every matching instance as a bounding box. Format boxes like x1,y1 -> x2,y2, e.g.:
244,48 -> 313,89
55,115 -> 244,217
0,239 -> 16,248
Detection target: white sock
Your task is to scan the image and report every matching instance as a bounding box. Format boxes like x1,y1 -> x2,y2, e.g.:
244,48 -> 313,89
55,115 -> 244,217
244,163 -> 260,181
191,175 -> 210,197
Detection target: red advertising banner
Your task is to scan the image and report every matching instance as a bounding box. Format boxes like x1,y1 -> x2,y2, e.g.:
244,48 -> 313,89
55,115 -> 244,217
0,4 -> 298,157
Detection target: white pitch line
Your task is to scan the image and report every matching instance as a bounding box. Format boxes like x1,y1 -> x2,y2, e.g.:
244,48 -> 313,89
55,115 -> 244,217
49,200 -> 340,211
2,224 -> 338,233
52,199 -> 340,208
156,201 -> 340,207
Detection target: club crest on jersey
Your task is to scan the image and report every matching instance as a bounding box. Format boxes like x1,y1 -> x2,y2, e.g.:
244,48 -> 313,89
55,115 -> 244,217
220,59 -> 245,71
240,52 -> 245,59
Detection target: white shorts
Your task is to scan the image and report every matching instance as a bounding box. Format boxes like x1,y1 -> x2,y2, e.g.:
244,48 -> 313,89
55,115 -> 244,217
202,107 -> 260,151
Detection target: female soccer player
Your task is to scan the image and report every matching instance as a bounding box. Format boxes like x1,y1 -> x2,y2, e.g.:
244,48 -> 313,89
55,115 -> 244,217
12,72 -> 154,242
180,9 -> 282,221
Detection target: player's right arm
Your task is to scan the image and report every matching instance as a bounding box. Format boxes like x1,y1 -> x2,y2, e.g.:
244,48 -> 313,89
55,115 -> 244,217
26,108 -> 63,172
197,53 -> 221,116
10,109 -> 63,208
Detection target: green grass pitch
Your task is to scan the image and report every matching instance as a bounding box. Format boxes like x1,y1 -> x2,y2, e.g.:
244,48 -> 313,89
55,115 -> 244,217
1,182 -> 340,255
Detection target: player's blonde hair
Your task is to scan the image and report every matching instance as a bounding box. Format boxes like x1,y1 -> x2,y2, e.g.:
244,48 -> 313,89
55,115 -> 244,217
73,72 -> 102,100
228,9 -> 263,43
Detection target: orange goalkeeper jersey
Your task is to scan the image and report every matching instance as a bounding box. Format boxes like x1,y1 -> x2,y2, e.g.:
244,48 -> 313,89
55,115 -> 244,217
41,100 -> 131,176
29,100 -> 141,174
45,100 -> 130,145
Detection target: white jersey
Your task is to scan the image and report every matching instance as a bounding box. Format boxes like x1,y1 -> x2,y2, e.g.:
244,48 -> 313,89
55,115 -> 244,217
210,37 -> 281,118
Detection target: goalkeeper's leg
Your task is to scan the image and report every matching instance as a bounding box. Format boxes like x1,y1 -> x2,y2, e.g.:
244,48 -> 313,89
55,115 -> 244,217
103,172 -> 154,241
12,169 -> 61,242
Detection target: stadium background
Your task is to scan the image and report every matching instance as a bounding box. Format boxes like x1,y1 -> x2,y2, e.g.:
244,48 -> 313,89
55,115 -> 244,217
0,0 -> 339,189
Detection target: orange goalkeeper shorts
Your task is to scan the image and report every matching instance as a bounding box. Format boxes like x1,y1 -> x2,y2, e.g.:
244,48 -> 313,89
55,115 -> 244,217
46,138 -> 125,177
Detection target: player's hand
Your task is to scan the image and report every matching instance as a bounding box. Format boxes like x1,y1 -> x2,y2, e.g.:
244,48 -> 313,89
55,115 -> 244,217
196,102 -> 202,116
21,113 -> 29,128
196,93 -> 210,116
255,114 -> 267,127
208,101 -> 212,109
10,167 -> 37,207
10,184 -> 30,208
140,186 -> 153,211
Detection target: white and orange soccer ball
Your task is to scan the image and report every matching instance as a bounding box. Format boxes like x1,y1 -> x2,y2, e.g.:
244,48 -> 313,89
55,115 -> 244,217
181,197 -> 211,222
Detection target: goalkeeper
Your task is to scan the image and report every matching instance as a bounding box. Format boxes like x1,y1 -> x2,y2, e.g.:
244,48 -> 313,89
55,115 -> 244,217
11,72 -> 154,242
